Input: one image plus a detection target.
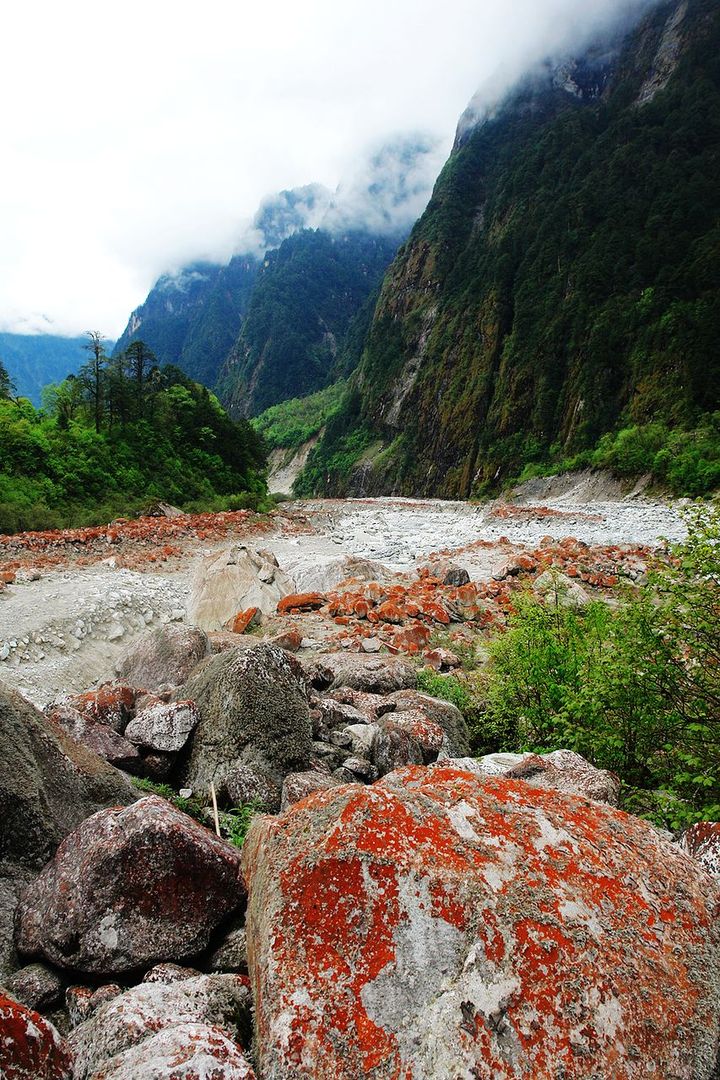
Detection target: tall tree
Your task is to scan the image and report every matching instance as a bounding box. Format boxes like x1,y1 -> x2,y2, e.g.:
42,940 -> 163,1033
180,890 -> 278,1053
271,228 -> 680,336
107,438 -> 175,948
0,357 -> 14,400
123,340 -> 156,416
80,331 -> 107,433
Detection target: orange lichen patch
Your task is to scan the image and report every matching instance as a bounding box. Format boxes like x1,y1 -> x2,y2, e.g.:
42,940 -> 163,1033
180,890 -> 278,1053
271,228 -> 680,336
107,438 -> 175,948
0,993 -> 73,1079
277,592 -> 326,614
69,682 -> 136,728
244,768 -> 720,1080
229,607 -> 261,634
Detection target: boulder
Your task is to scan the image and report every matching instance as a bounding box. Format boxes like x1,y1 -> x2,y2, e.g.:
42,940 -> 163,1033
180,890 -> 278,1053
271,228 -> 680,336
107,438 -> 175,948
220,763 -> 282,814
318,653 -> 417,694
378,711 -> 445,763
243,766 -> 720,1079
50,684 -> 137,733
15,796 -> 245,975
0,684 -> 136,871
680,822 -> 720,880
280,771 -> 344,811
325,687 -> 397,720
67,973 -> 252,1080
387,689 -> 470,756
207,920 -> 248,973
186,545 -> 294,630
4,963 -> 64,1012
533,569 -> 590,609
66,985 -> 123,1030
0,863 -> 37,984
0,992 -> 73,1079
116,625 -> 210,691
180,643 -> 312,789
46,707 -> 142,774
372,727 -> 424,776
84,1023 -> 257,1079
277,591 -> 326,614
124,700 -> 199,755
285,555 -> 398,594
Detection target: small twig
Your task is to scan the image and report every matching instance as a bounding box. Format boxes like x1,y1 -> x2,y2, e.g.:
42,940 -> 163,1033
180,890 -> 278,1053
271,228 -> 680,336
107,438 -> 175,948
210,783 -> 221,837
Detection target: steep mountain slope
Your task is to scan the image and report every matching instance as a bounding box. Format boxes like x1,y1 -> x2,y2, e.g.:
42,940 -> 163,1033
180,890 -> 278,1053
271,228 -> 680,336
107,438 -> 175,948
0,333 -> 108,405
113,257 -> 259,387
217,230 -> 399,417
298,0 -> 720,498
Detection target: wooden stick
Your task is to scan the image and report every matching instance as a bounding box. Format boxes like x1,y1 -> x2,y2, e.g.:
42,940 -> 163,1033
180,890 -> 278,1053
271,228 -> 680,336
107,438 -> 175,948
210,783 -> 221,837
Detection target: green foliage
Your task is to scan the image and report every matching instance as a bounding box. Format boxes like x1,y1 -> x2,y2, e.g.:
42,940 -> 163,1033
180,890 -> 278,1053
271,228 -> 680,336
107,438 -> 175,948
483,506 -> 720,828
130,777 -> 207,823
252,380 -> 347,451
416,667 -> 507,757
223,800 -> 263,849
300,1 -> 720,497
0,355 -> 267,534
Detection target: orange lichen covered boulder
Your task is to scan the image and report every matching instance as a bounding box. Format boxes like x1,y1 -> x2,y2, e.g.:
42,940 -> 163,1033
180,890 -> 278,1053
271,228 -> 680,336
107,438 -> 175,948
229,607 -> 261,634
243,767 -> 720,1079
277,592 -> 326,614
0,993 -> 73,1079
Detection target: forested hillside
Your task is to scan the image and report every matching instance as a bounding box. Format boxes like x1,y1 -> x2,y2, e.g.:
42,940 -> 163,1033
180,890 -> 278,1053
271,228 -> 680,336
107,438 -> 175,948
0,343 -> 265,533
218,229 -> 399,416
0,333 -> 110,405
113,258 -> 259,389
298,0 -> 720,498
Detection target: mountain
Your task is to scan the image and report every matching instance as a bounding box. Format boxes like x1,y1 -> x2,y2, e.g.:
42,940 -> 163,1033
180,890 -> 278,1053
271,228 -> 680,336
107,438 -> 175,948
297,0 -> 720,498
112,257 -> 259,388
217,230 -> 399,417
0,333 -> 107,406
112,136 -> 441,401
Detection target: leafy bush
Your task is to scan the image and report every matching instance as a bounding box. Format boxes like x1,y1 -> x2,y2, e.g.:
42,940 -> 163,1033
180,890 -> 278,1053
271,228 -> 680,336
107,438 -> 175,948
484,506 -> 720,828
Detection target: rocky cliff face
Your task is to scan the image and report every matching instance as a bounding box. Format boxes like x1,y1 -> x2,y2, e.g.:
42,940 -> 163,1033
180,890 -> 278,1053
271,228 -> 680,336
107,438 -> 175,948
300,0 -> 720,498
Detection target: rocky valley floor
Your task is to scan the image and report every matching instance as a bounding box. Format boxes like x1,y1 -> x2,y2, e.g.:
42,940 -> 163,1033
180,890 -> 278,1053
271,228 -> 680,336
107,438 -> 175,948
3,479 -> 719,1079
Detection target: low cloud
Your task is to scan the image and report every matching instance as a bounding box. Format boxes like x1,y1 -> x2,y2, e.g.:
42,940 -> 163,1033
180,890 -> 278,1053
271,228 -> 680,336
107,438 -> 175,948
0,0 -> 662,337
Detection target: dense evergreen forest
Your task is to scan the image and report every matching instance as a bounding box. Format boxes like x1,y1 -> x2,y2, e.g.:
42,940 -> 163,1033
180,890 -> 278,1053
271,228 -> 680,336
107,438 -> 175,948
297,0 -> 720,499
0,336 -> 266,533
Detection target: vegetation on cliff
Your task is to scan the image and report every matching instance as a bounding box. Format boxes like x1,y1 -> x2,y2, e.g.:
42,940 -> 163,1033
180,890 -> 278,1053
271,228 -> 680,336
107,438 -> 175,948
300,0 -> 720,498
0,345 -> 266,533
217,230 -> 399,417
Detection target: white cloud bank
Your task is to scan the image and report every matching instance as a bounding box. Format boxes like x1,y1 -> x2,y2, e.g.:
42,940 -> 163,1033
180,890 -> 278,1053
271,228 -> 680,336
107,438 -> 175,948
0,0 -> 657,337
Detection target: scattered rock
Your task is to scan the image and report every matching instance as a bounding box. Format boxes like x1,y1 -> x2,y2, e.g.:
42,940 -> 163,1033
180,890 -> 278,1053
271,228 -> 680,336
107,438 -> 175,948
228,606 -> 261,634
124,700 -> 199,754
533,569 -> 590,608
0,992 -> 73,1079
277,591 -> 326,614
116,624 -> 210,691
46,707 -> 142,774
243,765 -> 720,1079
387,689 -> 470,757
181,643 -> 312,789
423,646 -> 461,671
15,796 -> 245,975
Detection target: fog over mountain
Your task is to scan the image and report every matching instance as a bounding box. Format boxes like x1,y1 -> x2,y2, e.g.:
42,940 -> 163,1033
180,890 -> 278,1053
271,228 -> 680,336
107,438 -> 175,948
1,0 -> 660,338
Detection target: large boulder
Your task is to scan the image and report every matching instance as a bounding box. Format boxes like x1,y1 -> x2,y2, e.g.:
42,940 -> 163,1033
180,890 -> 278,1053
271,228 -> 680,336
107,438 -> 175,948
460,749 -> 621,806
67,973 -> 252,1080
285,555 -> 398,594
124,700 -> 199,754
315,653 -> 417,695
116,625 -> 210,691
181,643 -> 312,789
186,545 -> 294,630
15,796 -> 244,975
0,684 -> 136,871
84,1024 -> 256,1079
47,706 -> 142,773
0,992 -> 73,1079
680,822 -> 720,880
243,766 -> 720,1079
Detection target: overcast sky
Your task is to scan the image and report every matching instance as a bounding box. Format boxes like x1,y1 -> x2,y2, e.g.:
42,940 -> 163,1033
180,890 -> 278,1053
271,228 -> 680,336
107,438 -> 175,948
0,0 -> 653,338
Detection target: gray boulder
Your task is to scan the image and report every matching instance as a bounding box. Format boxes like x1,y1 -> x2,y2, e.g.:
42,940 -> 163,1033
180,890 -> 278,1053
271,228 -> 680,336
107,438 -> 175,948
181,643 -> 312,789
315,653 -> 417,695
186,544 -> 294,630
116,625 -> 210,691
124,700 -> 199,754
